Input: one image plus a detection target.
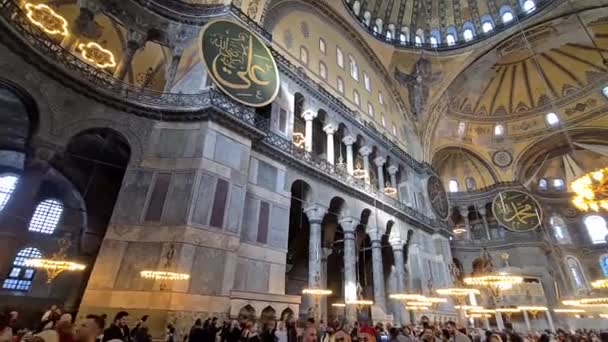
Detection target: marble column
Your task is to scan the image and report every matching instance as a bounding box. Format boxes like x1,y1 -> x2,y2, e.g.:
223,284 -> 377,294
523,311 -> 531,331
374,156 -> 386,191
339,217 -> 359,323
324,125 -> 336,165
114,29 -> 147,81
304,205 -> 325,321
478,206 -> 492,241
321,247 -> 332,322
546,310 -> 555,332
391,239 -> 409,325
302,111 -> 317,153
388,165 -> 399,199
495,312 -> 505,331
368,228 -> 387,311
343,136 -> 355,175
359,146 -> 372,185
459,207 -> 471,240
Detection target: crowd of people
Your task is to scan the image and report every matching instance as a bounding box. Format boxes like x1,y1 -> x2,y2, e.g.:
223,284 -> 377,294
1,307 -> 606,342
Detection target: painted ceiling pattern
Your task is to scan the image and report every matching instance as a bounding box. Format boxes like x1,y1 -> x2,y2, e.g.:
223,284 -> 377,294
446,17 -> 608,118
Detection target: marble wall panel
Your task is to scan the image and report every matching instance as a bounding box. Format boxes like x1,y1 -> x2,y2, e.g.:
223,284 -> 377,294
153,129 -> 190,158
257,160 -> 278,192
214,134 -> 243,170
114,242 -> 162,290
189,247 -> 226,295
163,172 -> 195,224
241,192 -> 259,242
246,260 -> 270,293
191,173 -> 216,226
112,170 -> 153,223
226,185 -> 245,234
269,205 -> 289,249
83,239 -> 128,290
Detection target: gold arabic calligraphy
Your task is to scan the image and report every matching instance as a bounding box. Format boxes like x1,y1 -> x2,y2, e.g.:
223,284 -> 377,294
210,30 -> 272,98
493,191 -> 540,231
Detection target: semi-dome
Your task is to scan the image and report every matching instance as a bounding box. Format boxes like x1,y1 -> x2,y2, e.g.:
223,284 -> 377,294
343,0 -> 552,49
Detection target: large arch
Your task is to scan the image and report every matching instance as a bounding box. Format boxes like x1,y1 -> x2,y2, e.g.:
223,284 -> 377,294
0,79 -> 39,156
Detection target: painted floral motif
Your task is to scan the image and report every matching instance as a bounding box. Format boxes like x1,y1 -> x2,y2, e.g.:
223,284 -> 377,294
78,42 -> 116,69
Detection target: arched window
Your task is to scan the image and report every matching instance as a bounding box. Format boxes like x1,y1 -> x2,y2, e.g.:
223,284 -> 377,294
337,77 -> 344,94
603,86 -> 608,99
457,121 -> 466,137
550,216 -> 571,244
565,256 -> 587,291
463,29 -> 474,41
523,0 -> 536,13
546,112 -> 560,126
502,11 -> 514,23
378,92 -> 384,105
353,90 -> 360,107
448,179 -> 459,192
446,34 -> 456,46
353,0 -> 361,15
319,61 -> 327,80
348,55 -> 359,81
493,124 -> 504,136
373,25 -> 379,33
299,46 -> 308,65
538,178 -> 548,190
2,247 -> 42,291
28,199 -> 63,234
392,124 -> 397,136
600,254 -> 608,277
386,31 -> 392,40
363,72 -> 371,92
500,5 -> 515,23
415,35 -> 423,46
336,47 -> 344,68
465,177 -> 476,191
482,21 -> 494,33
429,36 -> 438,47
399,33 -> 407,44
367,102 -> 374,117
381,114 -> 386,127
0,174 -> 18,212
552,178 -> 565,191
319,38 -> 326,54
584,215 -> 608,244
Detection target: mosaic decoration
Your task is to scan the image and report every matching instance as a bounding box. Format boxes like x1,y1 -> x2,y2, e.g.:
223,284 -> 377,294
492,150 -> 513,167
200,20 -> 280,107
427,175 -> 449,220
492,190 -> 542,232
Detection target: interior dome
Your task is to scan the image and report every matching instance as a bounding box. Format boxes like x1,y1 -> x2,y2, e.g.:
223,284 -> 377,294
343,0 -> 551,49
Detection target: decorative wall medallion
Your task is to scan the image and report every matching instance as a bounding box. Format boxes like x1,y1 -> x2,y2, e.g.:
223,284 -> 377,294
25,3 -> 68,36
200,20 -> 280,107
78,42 -> 116,69
427,175 -> 449,220
492,190 -> 542,232
492,150 -> 513,167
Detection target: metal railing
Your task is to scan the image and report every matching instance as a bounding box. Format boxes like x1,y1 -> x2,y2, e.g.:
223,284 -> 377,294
0,0 -> 445,229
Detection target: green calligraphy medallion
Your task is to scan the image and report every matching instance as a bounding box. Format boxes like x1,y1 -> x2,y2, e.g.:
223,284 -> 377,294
492,190 -> 542,232
200,20 -> 280,107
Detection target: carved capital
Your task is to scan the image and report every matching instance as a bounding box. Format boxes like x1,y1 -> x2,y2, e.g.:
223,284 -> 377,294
387,164 -> 399,175
301,110 -> 317,122
342,135 -> 356,146
323,124 -> 337,135
126,29 -> 147,48
304,204 -> 325,222
359,145 -> 372,157
339,217 -> 359,233
373,156 -> 386,167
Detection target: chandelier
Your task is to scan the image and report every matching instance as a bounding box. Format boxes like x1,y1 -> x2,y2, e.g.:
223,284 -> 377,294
463,274 -> 524,290
389,293 -> 425,300
331,303 -> 346,307
518,306 -> 548,318
384,182 -> 397,196
436,288 -> 481,296
25,259 -> 85,283
352,162 -> 367,179
302,288 -> 332,296
591,279 -> 608,289
346,299 -> 373,305
140,270 -> 190,280
571,167 -> 608,212
579,297 -> 608,305
553,308 -> 585,314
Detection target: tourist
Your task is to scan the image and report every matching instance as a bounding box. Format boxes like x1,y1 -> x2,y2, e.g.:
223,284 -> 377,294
260,324 -> 275,342
241,322 -> 260,342
445,322 -> 470,342
321,323 -> 335,342
420,327 -> 440,342
165,325 -> 176,342
132,320 -> 151,342
350,323 -> 359,342
188,319 -> 204,342
226,321 -> 240,342
102,311 -> 130,342
75,315 -> 105,342
220,321 -> 231,342
334,322 -> 350,342
275,322 -> 288,342
0,311 -> 12,342
286,321 -> 297,342
131,316 -> 148,341
488,334 -> 502,342
303,319 -> 316,342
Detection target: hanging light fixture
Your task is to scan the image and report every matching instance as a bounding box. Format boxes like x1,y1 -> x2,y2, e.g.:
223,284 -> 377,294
331,303 -> 346,307
591,279 -> 608,289
353,161 -> 366,179
302,288 -> 333,295
571,167 -> 608,212
140,270 -> 190,280
25,259 -> 86,283
553,308 -> 586,314
518,306 -> 548,318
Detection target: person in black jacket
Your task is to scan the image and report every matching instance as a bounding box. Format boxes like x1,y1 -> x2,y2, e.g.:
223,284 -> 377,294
103,311 -> 130,342
188,319 -> 205,342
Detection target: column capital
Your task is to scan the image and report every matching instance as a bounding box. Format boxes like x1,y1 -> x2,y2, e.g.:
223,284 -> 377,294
304,204 -> 325,223
339,217 -> 359,232
359,145 -> 372,156
387,165 -> 399,175
390,239 -> 404,249
373,156 -> 386,167
366,228 -> 383,242
323,124 -> 337,135
126,28 -> 147,47
301,110 -> 317,121
342,135 -> 355,145
459,207 -> 469,217
477,206 -> 487,216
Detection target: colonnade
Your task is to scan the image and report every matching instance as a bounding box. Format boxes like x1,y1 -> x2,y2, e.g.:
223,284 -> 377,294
303,204 -> 410,325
